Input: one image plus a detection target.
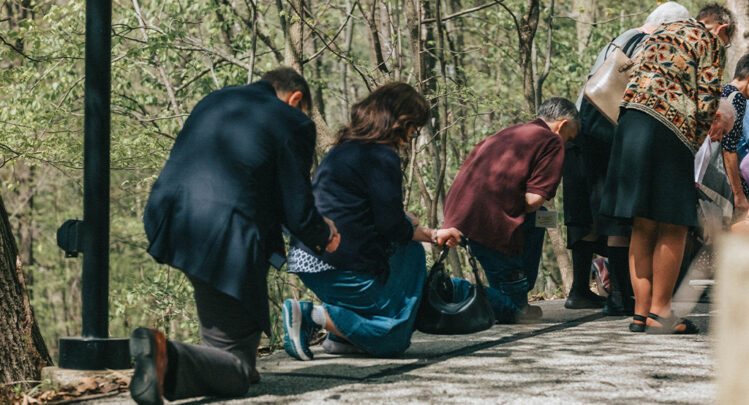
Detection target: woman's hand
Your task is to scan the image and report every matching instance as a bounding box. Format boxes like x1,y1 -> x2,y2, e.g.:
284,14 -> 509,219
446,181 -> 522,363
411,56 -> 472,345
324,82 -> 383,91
412,225 -> 461,246
433,227 -> 462,247
324,217 -> 341,253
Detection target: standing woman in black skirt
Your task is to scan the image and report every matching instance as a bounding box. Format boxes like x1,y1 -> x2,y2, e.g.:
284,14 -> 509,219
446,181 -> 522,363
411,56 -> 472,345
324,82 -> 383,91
600,5 -> 734,334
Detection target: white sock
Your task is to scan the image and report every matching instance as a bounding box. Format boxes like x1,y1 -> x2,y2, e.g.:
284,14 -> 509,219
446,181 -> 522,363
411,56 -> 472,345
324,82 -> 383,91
322,336 -> 364,354
311,305 -> 327,327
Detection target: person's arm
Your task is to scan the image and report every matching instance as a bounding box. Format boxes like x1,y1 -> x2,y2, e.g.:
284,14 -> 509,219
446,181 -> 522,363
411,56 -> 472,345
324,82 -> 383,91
720,94 -> 748,217
694,35 -> 725,142
526,137 -> 565,213
525,192 -> 545,213
723,150 -> 749,216
277,120 -> 338,254
412,225 -> 462,247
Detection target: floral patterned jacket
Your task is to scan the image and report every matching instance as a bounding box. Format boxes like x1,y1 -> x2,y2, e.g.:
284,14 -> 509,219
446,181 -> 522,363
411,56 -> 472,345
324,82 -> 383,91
620,19 -> 726,154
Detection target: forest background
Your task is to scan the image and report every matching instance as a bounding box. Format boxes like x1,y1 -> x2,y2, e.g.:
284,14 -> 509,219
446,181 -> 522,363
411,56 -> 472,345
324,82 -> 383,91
1,0 -> 745,361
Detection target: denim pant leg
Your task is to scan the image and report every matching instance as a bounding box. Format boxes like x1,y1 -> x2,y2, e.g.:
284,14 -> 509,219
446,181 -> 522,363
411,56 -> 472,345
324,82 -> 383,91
298,241 -> 426,357
522,210 -> 547,292
450,278 -> 519,323
468,240 -> 527,308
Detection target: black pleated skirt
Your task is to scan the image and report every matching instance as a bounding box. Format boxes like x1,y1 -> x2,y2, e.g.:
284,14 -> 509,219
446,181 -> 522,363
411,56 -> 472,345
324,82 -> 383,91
600,109 -> 698,227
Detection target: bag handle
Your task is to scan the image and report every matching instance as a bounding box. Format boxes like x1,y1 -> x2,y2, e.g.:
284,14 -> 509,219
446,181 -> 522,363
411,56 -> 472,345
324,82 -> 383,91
622,32 -> 647,56
463,240 -> 486,292
430,238 -> 486,292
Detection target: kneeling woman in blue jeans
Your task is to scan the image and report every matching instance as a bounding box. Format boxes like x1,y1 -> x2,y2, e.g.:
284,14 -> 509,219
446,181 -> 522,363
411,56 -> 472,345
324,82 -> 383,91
283,83 -> 519,360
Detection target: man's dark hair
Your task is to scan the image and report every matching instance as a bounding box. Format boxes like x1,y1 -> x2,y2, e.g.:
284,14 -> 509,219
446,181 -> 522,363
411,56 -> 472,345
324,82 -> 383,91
734,54 -> 749,80
537,97 -> 579,123
261,67 -> 313,111
697,4 -> 736,40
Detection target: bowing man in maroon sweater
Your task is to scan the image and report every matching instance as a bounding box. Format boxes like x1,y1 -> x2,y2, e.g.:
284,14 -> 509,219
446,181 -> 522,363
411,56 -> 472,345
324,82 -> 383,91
443,98 -> 579,319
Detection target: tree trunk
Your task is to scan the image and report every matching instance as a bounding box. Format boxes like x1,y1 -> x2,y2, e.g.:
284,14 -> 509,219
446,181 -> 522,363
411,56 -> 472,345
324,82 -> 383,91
277,0 -> 335,151
726,0 -> 749,78
404,0 -> 448,262
573,0 -> 595,56
0,194 -> 52,395
361,0 -> 389,76
517,0 -> 572,294
518,0 -> 540,114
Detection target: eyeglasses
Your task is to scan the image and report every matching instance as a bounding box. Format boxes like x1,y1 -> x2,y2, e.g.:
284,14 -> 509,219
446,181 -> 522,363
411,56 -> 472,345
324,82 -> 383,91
409,128 -> 421,141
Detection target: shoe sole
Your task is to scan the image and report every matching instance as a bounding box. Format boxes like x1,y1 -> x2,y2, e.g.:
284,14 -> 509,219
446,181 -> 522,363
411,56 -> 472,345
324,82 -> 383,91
283,300 -> 311,361
629,323 -> 646,333
564,301 -> 605,309
129,328 -> 163,405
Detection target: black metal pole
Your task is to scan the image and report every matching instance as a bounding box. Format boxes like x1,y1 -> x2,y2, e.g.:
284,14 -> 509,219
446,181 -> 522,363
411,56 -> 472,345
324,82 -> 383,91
56,0 -> 130,370
81,0 -> 111,339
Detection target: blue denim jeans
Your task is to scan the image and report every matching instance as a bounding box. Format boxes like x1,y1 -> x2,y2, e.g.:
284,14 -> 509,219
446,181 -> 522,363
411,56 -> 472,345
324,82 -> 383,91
450,278 -> 519,323
468,210 -> 546,308
298,240 -> 426,357
298,241 -> 522,356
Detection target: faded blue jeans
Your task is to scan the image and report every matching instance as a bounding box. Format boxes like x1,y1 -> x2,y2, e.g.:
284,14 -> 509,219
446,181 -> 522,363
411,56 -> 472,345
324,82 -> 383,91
468,210 -> 546,308
298,241 -> 519,356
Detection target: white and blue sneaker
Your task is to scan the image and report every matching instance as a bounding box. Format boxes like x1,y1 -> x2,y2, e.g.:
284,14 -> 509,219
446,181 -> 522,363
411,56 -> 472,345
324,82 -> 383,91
282,299 -> 319,361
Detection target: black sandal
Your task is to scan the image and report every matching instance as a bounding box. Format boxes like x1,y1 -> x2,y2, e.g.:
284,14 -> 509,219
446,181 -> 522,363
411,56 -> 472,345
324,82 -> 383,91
629,314 -> 647,333
645,312 -> 699,335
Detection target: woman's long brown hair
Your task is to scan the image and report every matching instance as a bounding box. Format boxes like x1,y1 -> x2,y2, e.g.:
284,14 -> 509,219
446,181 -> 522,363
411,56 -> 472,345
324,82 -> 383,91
335,82 -> 430,148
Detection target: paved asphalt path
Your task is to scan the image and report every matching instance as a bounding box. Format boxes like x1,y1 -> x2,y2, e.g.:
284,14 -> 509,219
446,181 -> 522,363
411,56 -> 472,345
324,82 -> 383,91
82,299 -> 714,404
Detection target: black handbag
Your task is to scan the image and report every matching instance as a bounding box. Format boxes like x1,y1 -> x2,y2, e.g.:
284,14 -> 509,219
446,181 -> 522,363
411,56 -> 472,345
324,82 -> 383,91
415,240 -> 495,335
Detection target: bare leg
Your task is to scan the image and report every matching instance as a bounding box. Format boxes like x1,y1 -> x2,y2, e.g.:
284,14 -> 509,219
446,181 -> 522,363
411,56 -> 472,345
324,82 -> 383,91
322,308 -> 344,338
648,222 -> 688,329
629,217 -> 657,324
607,235 -> 629,248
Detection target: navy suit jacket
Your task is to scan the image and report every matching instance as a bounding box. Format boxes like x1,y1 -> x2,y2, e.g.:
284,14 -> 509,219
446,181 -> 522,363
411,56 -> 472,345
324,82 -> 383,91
144,81 -> 330,334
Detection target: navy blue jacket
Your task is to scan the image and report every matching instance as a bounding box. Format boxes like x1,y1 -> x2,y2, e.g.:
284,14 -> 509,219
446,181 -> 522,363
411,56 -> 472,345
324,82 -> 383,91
292,141 -> 414,277
144,81 -> 330,334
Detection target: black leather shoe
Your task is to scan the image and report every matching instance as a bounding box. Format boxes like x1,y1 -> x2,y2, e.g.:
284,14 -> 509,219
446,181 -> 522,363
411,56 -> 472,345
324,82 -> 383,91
130,327 -> 168,405
602,294 -> 634,316
564,291 -> 606,309
517,304 -> 543,322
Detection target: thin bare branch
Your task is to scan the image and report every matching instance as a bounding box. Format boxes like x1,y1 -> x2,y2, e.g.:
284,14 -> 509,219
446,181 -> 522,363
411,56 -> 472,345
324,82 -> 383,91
555,10 -> 647,25
133,0 -> 184,126
422,0 -> 505,24
285,0 -> 373,89
303,0 -> 358,64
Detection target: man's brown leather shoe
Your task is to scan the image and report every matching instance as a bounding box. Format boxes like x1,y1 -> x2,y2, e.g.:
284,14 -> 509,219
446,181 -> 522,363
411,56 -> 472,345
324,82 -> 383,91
129,327 -> 168,405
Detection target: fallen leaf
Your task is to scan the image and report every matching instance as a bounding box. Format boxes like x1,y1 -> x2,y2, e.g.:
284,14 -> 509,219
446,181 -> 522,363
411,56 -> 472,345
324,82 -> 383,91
76,377 -> 99,394
21,394 -> 39,405
109,370 -> 131,385
99,382 -> 120,393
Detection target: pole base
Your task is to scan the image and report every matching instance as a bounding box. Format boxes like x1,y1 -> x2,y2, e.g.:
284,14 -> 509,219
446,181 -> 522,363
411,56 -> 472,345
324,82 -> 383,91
59,337 -> 131,370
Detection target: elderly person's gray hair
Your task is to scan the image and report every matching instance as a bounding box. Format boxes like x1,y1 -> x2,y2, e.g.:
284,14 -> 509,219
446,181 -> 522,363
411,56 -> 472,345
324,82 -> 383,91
644,2 -> 690,27
709,97 -> 737,141
537,97 -> 579,123
717,97 -> 736,124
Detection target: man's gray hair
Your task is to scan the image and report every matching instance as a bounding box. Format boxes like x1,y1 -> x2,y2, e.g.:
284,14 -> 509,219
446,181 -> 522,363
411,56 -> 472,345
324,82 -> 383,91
537,97 -> 579,123
644,2 -> 690,27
